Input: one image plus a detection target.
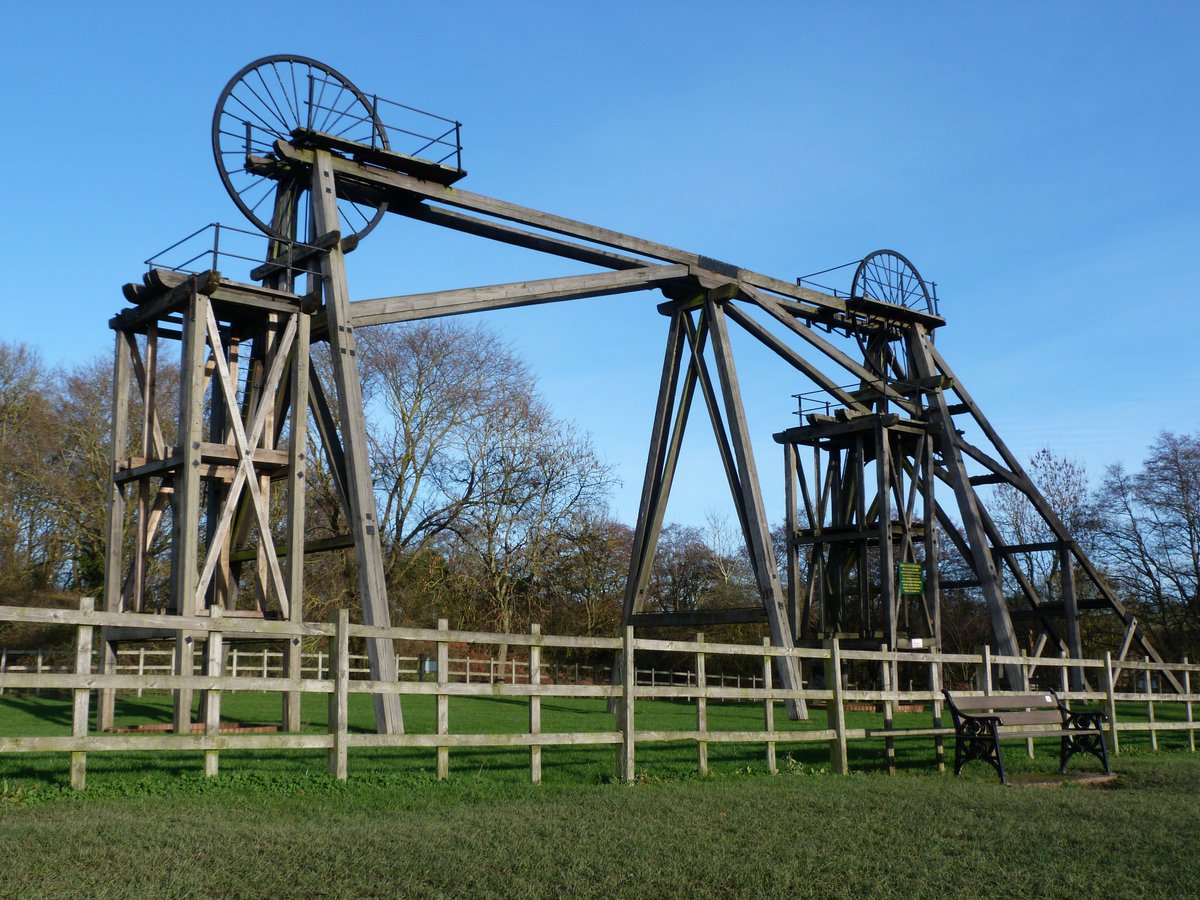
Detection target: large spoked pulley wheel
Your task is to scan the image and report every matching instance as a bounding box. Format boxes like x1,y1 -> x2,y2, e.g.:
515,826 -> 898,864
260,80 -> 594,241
849,249 -> 935,383
849,249 -> 934,314
212,54 -> 389,242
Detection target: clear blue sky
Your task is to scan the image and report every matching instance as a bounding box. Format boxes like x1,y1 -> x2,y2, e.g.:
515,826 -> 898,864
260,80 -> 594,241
4,2 -> 1197,528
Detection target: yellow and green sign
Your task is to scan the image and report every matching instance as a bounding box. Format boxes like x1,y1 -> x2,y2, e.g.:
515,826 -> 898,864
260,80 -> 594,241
897,563 -> 924,595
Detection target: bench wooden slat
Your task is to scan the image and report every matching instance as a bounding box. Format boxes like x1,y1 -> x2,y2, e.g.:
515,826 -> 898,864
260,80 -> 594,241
948,693 -> 1057,711
992,711 -> 1062,726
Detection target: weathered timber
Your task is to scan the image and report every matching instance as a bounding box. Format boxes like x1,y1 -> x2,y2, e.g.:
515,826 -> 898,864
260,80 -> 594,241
706,297 -> 806,718
292,127 -> 467,185
349,265 -> 690,326
312,150 -> 403,734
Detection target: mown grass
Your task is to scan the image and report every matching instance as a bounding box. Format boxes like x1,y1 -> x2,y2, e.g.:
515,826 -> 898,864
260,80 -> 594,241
1,692 -> 1197,897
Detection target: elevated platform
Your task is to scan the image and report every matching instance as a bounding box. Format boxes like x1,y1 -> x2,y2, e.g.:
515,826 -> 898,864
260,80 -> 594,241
291,128 -> 467,186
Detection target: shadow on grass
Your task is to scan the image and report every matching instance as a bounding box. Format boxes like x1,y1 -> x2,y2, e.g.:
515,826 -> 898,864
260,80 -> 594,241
0,695 -> 73,727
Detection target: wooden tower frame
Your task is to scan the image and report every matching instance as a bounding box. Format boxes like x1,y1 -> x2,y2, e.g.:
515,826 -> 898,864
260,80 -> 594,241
101,57 -> 1177,734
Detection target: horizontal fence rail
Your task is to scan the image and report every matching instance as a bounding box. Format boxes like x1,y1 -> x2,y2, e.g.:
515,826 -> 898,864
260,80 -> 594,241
0,647 -> 772,692
0,601 -> 1196,789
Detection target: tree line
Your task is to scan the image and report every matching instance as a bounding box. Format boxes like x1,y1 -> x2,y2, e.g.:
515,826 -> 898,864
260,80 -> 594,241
0,328 -> 1197,660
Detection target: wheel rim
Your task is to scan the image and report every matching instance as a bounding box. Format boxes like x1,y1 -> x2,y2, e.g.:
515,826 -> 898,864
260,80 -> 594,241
849,250 -> 933,383
212,55 -> 389,242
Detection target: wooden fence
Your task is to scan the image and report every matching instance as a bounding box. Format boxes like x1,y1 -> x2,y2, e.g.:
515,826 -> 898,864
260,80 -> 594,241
0,601 -> 1196,790
0,647 -> 665,690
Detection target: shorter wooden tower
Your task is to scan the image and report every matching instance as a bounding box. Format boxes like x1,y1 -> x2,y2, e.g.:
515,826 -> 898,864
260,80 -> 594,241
778,408 -> 940,654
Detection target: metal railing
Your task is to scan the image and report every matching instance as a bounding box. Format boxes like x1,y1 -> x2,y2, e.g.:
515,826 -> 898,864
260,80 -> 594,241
307,72 -> 463,171
143,222 -> 322,282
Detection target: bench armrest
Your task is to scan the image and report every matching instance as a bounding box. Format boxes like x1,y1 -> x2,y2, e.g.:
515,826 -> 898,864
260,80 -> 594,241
1061,709 -> 1107,730
1046,687 -> 1107,729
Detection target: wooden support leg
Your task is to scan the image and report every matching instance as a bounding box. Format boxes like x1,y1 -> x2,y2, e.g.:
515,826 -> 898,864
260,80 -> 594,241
311,151 -> 402,735
706,298 -> 806,719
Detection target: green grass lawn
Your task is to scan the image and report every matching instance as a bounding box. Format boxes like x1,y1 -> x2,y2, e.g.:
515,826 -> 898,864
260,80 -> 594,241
1,692 -> 1197,897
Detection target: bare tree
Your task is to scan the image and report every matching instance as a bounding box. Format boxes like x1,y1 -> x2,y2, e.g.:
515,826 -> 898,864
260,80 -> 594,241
441,394 -> 615,655
358,322 -> 537,577
0,342 -> 57,594
993,448 -> 1098,605
1097,430 -> 1200,658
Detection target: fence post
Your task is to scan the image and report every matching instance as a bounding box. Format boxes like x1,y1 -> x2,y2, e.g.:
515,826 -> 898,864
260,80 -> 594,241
1024,647 -> 1037,760
0,647 -> 6,695
762,638 -> 777,775
1184,657 -> 1195,753
70,598 -> 95,791
695,632 -> 708,776
929,656 -> 944,772
1104,651 -> 1119,756
204,607 -> 224,778
979,645 -> 993,695
619,625 -> 636,782
1145,656 -> 1158,752
35,648 -> 43,697
284,637 -> 303,733
136,647 -> 146,698
825,638 -> 848,775
98,639 -> 117,730
231,647 -> 239,680
328,609 -> 349,780
437,618 -> 450,781
529,624 -> 542,784
880,645 -> 895,775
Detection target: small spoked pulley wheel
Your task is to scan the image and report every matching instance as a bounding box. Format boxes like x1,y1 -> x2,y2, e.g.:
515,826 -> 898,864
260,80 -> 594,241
212,54 -> 389,242
849,249 -> 934,384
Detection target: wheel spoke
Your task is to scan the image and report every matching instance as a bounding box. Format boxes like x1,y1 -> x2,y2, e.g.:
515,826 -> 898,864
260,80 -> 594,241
249,72 -> 293,137
267,60 -> 302,129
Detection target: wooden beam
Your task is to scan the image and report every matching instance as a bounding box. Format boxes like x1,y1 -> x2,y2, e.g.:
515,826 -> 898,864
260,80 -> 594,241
705,297 -> 806,717
311,150 -> 403,734
622,310 -> 688,622
307,370 -> 351,518
406,203 -> 651,272
349,265 -> 689,326
683,310 -> 754,555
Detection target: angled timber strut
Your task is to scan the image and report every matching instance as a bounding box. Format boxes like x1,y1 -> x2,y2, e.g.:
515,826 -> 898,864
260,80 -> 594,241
101,56 -> 1178,736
